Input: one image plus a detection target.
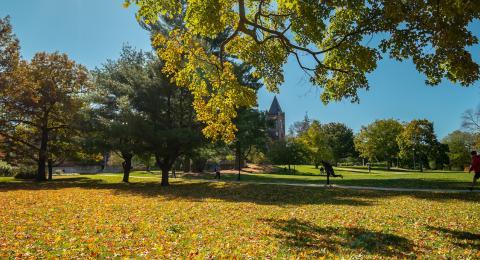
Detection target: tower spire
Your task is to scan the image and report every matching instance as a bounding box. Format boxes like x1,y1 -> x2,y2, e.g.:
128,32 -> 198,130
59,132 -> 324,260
268,96 -> 282,114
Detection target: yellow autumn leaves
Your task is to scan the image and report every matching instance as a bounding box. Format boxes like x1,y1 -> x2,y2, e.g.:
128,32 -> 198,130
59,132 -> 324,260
1,175 -> 480,258
154,30 -> 256,141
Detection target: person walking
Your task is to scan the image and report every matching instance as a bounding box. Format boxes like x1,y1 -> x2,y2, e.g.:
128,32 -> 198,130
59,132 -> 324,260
214,164 -> 221,179
469,151 -> 480,191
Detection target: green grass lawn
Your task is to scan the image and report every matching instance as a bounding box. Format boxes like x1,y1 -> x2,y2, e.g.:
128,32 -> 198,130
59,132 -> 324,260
185,165 -> 476,190
0,174 -> 479,258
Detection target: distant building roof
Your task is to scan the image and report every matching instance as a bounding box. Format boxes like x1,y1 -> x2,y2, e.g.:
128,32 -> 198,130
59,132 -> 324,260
268,96 -> 283,114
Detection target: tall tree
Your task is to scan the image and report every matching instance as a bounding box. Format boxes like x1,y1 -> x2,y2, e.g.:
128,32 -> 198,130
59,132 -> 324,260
232,108 -> 269,179
130,57 -> 203,186
268,139 -> 309,172
298,120 -> 333,168
397,119 -> 440,171
354,119 -> 403,168
0,16 -> 20,160
87,46 -> 149,183
0,52 -> 89,181
0,16 -> 19,85
321,123 -> 356,164
126,0 -> 480,141
442,130 -> 478,170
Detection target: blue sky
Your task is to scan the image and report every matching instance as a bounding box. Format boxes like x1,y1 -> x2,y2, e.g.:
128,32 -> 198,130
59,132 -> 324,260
2,0 -> 479,138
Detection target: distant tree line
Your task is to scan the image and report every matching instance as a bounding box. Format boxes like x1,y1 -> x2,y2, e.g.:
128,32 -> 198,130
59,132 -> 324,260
274,114 -> 479,172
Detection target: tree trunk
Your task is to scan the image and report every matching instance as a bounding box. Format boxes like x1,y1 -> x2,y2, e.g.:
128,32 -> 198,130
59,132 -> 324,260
183,156 -> 191,172
234,142 -> 245,170
315,163 -> 319,169
36,128 -> 48,181
288,164 -> 291,171
101,152 -> 109,172
156,155 -> 171,186
122,153 -> 132,183
236,143 -> 242,180
48,159 -> 53,181
161,166 -> 170,186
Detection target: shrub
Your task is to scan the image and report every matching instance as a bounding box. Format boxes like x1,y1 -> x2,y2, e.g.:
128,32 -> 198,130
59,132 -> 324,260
0,161 -> 17,177
14,166 -> 37,180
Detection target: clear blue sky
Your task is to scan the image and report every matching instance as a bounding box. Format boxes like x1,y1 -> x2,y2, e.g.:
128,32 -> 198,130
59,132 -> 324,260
2,0 -> 479,138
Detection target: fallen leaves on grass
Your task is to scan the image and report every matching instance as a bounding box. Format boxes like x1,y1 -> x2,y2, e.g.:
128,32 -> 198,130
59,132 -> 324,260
0,176 -> 479,258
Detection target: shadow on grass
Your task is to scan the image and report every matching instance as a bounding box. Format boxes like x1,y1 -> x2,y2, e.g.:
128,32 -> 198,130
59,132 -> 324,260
190,172 -> 474,190
0,177 -> 375,206
262,218 -> 415,257
427,226 -> 480,249
0,176 -> 478,205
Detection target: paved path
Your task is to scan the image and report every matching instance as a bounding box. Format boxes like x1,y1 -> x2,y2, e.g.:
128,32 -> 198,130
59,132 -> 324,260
97,174 -> 480,193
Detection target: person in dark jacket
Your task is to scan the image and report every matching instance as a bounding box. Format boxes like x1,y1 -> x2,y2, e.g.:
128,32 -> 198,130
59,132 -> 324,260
469,151 -> 480,190
321,161 -> 343,185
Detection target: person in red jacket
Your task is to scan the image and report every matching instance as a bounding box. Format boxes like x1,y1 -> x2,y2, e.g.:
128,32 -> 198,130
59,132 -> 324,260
469,151 -> 480,190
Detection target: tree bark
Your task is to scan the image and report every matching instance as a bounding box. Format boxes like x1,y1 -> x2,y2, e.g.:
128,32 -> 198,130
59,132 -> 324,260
36,128 -> 48,181
48,159 -> 53,181
161,166 -> 170,186
156,155 -> 172,186
236,143 -> 242,180
122,153 -> 133,183
183,156 -> 191,173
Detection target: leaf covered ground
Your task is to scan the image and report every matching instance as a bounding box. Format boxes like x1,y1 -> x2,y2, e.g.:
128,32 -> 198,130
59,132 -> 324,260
0,175 -> 479,258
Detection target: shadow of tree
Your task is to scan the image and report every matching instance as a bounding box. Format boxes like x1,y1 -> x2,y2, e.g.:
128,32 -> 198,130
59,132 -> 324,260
426,226 -> 480,249
188,172 -> 475,193
0,177 -> 375,206
0,176 -> 478,206
261,218 -> 415,257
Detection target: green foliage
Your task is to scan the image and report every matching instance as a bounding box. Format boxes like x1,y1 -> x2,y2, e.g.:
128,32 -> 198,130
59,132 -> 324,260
297,120 -> 334,166
87,46 -> 203,184
127,0 -> 480,141
319,122 -> 356,163
0,161 -> 15,177
268,139 -> 309,169
13,165 -> 37,179
354,119 -> 403,166
442,130 -> 477,170
397,119 -> 441,170
233,108 -> 270,168
190,143 -> 229,172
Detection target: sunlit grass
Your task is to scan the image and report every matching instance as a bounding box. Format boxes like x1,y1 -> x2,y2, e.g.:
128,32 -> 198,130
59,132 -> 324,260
186,165 -> 475,190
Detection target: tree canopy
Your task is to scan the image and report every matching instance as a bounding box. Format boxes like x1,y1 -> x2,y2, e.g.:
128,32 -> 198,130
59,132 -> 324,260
86,46 -> 149,182
442,130 -> 478,170
397,119 -> 440,171
0,52 -> 89,180
126,0 -> 480,141
354,119 -> 403,167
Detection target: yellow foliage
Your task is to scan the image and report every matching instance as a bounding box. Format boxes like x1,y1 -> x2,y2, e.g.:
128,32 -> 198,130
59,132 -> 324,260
154,30 -> 256,142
